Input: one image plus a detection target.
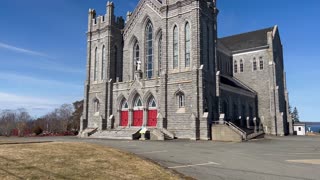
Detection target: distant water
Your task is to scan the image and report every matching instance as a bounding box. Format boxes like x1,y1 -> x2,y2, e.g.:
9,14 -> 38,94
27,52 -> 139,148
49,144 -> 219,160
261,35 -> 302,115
306,125 -> 320,133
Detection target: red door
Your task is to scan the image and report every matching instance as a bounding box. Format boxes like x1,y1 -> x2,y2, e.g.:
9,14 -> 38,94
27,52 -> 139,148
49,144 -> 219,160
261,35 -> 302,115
120,111 -> 128,126
147,110 -> 157,127
133,110 -> 143,126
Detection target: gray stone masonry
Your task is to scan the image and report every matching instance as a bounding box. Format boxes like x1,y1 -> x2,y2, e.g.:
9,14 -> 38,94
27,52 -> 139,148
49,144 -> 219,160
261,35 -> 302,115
81,0 -> 290,140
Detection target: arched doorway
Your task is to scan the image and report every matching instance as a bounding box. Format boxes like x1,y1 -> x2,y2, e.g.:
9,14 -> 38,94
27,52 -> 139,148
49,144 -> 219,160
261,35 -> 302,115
133,96 -> 143,126
120,100 -> 129,127
147,97 -> 157,127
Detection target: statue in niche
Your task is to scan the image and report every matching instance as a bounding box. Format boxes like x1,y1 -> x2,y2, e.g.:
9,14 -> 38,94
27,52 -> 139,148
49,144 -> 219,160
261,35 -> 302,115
136,59 -> 142,71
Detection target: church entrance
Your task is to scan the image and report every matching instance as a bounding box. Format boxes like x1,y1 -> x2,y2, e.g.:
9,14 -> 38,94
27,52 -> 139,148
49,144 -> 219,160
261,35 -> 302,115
133,110 -> 143,126
147,97 -> 157,127
120,101 -> 129,126
133,96 -> 143,127
147,110 -> 157,127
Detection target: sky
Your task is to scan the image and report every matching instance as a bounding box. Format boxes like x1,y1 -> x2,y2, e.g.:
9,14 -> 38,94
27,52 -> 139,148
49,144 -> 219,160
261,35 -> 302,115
0,0 -> 319,121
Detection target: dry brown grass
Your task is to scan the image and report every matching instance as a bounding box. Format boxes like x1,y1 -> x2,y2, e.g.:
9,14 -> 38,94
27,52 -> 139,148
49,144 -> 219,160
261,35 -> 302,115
0,141 -> 182,180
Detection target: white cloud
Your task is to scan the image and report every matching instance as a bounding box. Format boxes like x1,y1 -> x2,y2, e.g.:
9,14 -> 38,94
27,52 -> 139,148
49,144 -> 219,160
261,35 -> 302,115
0,42 -> 51,59
0,72 -> 82,89
0,42 -> 84,74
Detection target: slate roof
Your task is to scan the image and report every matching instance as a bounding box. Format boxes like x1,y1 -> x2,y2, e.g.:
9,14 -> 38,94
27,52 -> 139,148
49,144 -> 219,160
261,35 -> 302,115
219,27 -> 274,52
220,75 -> 256,94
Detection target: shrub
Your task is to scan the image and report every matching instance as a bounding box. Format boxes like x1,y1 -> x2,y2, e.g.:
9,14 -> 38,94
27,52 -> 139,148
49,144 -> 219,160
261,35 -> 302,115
33,126 -> 43,135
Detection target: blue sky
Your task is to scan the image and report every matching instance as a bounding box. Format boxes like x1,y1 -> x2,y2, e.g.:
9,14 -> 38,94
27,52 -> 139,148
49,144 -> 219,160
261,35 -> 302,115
0,0 -> 319,121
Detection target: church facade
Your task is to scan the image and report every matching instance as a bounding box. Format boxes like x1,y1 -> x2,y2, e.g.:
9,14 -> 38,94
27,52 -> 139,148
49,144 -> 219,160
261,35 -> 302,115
80,0 -> 292,140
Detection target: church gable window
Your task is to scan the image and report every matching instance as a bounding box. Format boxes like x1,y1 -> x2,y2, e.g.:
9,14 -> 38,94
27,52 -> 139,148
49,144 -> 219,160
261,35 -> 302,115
173,25 -> 179,69
259,57 -> 264,70
185,22 -> 191,67
240,59 -> 244,72
234,60 -> 238,73
146,21 -> 153,79
253,57 -> 257,71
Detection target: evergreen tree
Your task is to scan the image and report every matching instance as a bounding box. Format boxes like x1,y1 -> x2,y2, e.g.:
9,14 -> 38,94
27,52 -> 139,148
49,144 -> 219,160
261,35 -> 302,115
292,107 -> 300,123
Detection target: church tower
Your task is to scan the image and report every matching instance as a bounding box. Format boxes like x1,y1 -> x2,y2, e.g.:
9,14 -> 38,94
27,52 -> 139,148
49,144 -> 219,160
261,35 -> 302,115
82,1 -> 124,131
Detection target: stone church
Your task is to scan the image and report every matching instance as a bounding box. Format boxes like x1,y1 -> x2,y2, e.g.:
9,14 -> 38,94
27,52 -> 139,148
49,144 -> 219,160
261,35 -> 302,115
80,0 -> 292,140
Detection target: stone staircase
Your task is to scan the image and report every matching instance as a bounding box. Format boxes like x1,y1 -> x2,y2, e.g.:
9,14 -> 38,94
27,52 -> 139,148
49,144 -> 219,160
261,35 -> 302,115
89,127 -> 141,140
87,127 -> 175,140
78,128 -> 98,138
212,121 -> 264,142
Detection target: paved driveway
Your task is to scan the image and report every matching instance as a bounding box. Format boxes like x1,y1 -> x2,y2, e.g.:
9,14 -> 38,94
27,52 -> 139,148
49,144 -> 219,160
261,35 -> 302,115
2,136 -> 320,180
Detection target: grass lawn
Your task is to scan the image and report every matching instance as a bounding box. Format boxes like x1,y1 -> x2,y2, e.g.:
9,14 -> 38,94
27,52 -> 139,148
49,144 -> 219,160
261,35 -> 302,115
0,141 -> 183,180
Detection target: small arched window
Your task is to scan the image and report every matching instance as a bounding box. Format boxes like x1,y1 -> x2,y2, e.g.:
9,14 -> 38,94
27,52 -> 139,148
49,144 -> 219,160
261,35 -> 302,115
122,100 -> 129,110
134,97 -> 143,108
158,35 -> 162,76
134,42 -> 139,71
146,21 -> 153,79
234,60 -> 238,73
94,99 -> 100,113
101,45 -> 105,80
185,22 -> 191,67
149,97 -> 157,109
259,57 -> 264,70
94,48 -> 98,81
173,25 -> 179,69
240,59 -> 244,72
253,57 -> 257,71
176,92 -> 185,108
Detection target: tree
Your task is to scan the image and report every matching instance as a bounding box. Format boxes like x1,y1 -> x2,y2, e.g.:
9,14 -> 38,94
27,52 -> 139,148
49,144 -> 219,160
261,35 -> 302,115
70,100 -> 83,133
0,110 -> 16,136
292,107 -> 300,123
16,108 -> 32,136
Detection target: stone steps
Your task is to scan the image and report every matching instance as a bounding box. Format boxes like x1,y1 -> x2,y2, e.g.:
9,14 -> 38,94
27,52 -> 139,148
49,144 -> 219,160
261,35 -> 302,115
90,128 -> 141,140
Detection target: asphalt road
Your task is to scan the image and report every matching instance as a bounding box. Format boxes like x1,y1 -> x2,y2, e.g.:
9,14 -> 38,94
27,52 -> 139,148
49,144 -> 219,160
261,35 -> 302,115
1,136 -> 320,180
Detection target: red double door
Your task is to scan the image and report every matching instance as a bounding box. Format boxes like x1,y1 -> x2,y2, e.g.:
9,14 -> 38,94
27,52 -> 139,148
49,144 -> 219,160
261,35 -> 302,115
130,110 -> 157,127
120,111 -> 128,126
147,110 -> 157,127
133,110 -> 143,126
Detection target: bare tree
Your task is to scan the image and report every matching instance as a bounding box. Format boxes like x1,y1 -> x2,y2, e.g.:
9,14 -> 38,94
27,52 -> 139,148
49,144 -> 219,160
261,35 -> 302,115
16,108 -> 32,136
0,110 -> 16,136
57,104 -> 73,132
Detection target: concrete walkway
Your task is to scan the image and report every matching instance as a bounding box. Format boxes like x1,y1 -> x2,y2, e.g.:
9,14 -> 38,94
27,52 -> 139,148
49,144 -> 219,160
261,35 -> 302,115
1,136 -> 320,180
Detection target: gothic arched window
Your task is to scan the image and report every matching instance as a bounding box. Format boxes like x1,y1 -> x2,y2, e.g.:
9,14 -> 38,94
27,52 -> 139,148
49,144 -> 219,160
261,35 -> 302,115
158,35 -> 162,76
173,25 -> 179,69
176,92 -> 185,108
94,47 -> 98,81
146,21 -> 153,79
234,60 -> 238,73
185,22 -> 191,67
134,42 -> 139,72
94,99 -> 100,113
240,59 -> 244,72
101,45 -> 105,80
253,57 -> 257,71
